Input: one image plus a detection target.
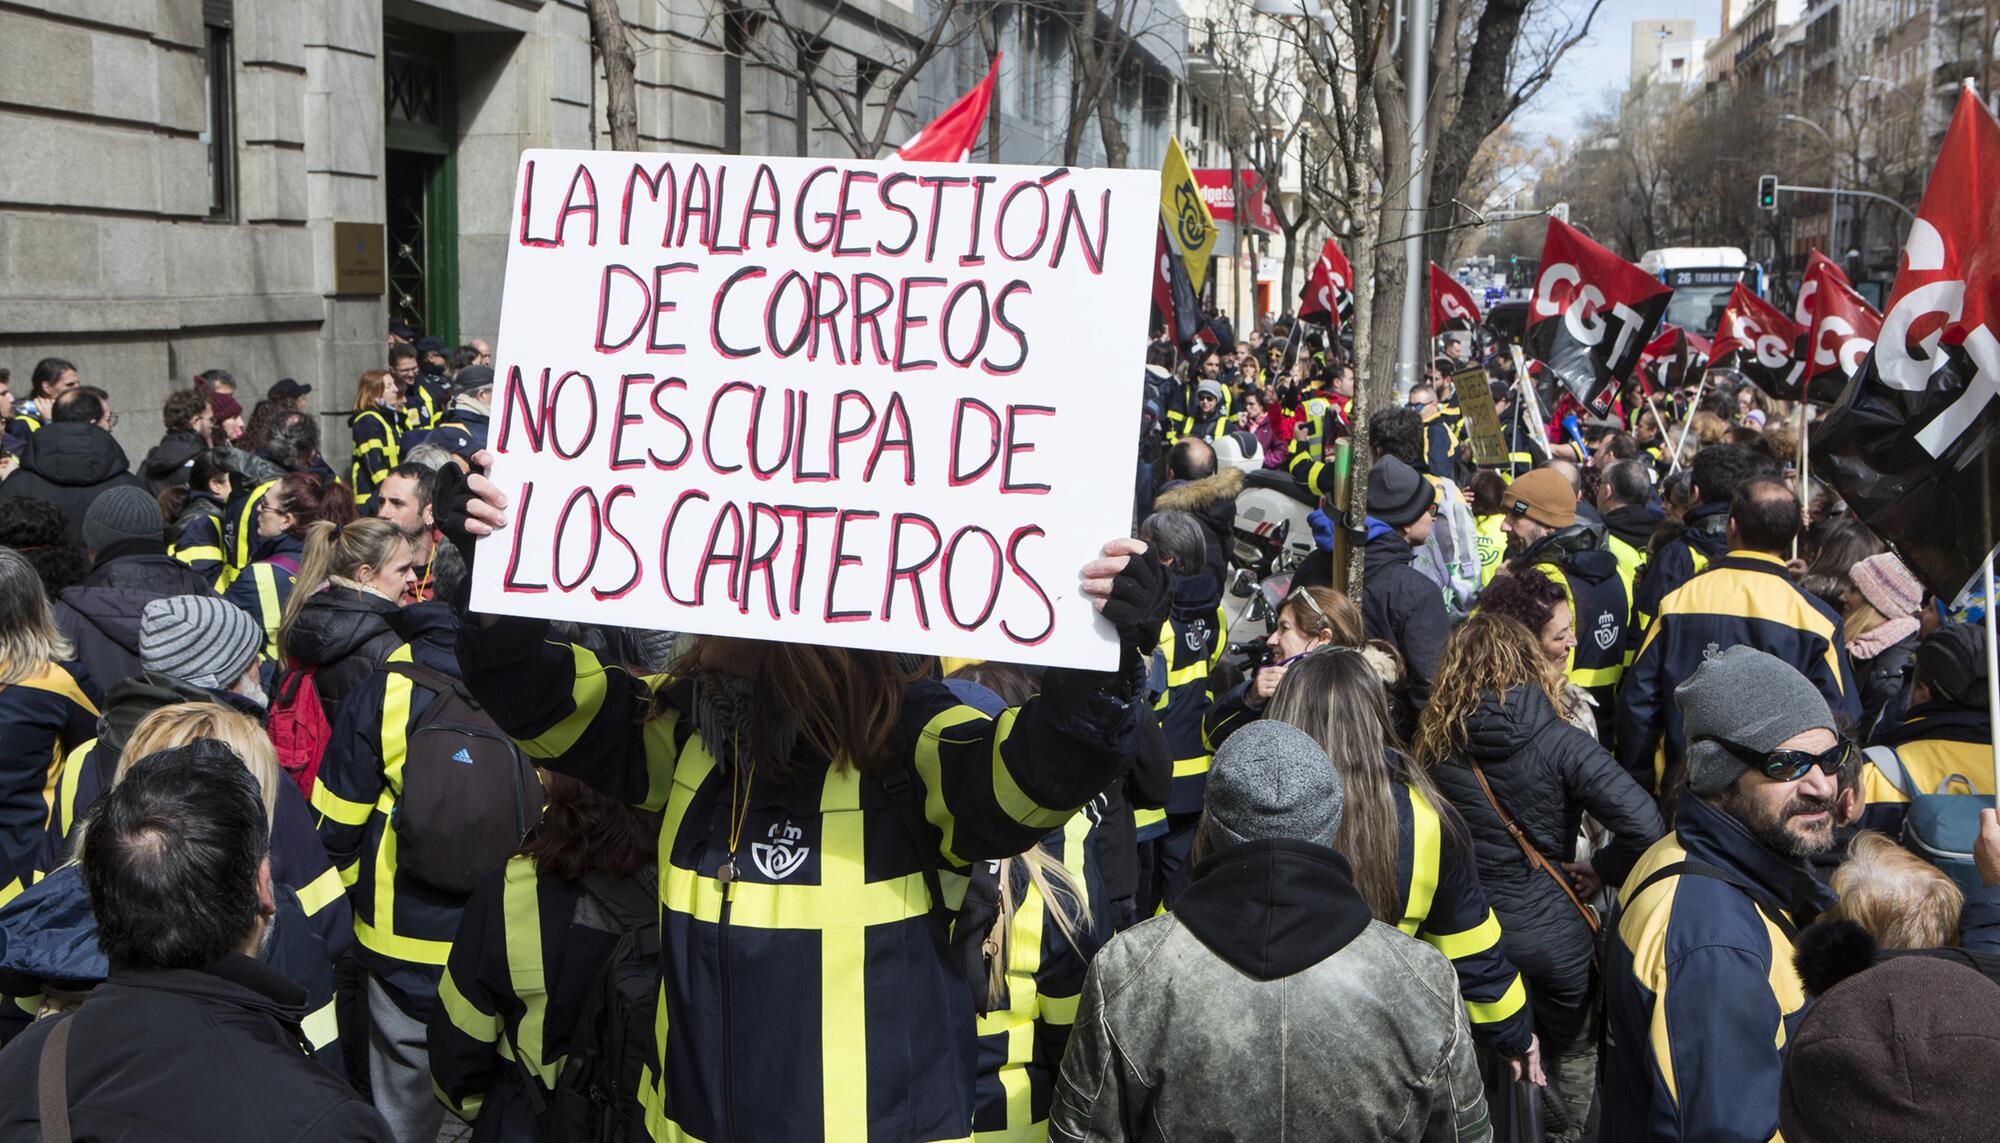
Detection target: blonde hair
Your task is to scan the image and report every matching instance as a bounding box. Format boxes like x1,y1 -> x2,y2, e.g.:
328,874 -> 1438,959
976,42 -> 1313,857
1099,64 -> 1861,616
352,369 -> 395,413
1689,410 -> 1729,447
0,548 -> 72,687
1410,613 -> 1566,768
115,703 -> 281,827
278,518 -> 410,655
1843,600 -> 1890,644
1826,831 -> 1963,949
982,843 -> 1092,1009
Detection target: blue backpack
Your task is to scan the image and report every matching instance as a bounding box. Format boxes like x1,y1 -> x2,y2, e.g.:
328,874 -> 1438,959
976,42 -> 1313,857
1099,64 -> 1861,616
1865,745 -> 1988,895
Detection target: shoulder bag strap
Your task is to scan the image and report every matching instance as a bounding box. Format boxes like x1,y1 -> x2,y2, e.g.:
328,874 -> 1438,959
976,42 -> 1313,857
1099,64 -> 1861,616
1464,755 -> 1600,935
38,1013 -> 74,1143
1862,745 -> 1909,798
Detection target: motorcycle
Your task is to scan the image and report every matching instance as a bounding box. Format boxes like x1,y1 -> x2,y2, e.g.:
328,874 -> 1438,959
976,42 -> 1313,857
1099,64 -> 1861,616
1214,431 -> 1320,578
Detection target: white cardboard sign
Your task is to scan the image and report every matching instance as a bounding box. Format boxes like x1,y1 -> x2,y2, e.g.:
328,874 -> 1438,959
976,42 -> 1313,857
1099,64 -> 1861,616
473,150 -> 1159,670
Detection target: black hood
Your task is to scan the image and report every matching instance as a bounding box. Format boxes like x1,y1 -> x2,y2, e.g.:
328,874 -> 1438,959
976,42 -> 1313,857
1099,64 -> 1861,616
15,423 -> 132,487
1683,500 -> 1732,557
55,585 -> 155,658
1175,839 -> 1373,980
1521,522 -> 1616,581
1461,684 -> 1562,763
97,672 -> 216,762
140,430 -> 208,483
1169,571 -> 1221,619
285,585 -> 400,667
1602,503 -> 1661,551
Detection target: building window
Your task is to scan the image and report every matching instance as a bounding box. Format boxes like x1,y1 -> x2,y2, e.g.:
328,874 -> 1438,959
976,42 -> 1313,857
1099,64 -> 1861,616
724,7 -> 752,154
201,11 -> 236,220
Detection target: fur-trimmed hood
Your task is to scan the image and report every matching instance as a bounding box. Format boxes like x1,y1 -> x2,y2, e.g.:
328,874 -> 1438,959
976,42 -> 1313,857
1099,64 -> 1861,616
1153,466 -> 1245,514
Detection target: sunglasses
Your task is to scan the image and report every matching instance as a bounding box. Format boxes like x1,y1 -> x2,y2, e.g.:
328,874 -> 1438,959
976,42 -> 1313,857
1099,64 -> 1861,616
1693,735 -> 1852,782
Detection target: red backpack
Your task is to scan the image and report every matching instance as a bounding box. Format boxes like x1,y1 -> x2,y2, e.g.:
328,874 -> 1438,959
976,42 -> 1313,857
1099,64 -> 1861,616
268,662 -> 331,797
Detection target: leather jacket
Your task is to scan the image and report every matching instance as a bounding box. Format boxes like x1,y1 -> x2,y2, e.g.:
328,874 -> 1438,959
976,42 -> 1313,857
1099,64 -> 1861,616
1049,840 -> 1491,1142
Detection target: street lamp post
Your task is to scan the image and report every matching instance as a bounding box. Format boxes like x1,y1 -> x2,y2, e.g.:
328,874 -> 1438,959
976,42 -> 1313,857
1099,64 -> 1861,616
1780,113 -> 1840,259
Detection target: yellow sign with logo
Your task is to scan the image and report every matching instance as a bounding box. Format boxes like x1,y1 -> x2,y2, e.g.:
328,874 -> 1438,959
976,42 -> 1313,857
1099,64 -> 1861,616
1159,138 -> 1215,295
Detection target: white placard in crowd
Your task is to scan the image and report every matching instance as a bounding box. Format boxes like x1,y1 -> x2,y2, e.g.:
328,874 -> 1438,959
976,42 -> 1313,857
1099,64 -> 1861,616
473,150 -> 1159,670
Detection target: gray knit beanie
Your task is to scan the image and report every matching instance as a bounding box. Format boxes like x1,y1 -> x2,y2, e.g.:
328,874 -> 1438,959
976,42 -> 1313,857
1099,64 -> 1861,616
140,595 -> 263,690
1675,645 -> 1837,797
83,485 -> 165,552
1204,720 -> 1345,850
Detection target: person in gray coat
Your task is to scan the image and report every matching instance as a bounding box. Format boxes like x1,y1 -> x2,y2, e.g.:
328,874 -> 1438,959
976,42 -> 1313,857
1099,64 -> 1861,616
1050,720 -> 1491,1142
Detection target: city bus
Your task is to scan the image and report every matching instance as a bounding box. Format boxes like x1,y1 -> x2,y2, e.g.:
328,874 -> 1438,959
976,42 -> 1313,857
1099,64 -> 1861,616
1638,247 -> 1766,339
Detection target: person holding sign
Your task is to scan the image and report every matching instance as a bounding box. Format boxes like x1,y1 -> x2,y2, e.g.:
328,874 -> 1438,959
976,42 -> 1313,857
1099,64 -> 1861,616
438,454 -> 1165,1143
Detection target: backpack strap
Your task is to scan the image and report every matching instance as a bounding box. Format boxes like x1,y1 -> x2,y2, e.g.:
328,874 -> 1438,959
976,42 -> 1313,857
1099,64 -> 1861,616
1628,859 -> 1800,942
880,764 -> 951,948
382,659 -> 470,702
37,1012 -> 74,1143
1864,745 -> 1910,798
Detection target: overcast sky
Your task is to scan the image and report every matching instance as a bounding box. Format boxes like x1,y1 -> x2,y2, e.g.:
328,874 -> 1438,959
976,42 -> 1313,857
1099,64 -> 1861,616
1509,0 -> 1724,145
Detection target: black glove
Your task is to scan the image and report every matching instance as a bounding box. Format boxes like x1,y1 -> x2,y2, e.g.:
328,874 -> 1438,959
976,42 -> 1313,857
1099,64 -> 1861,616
1099,545 -> 1172,671
431,462 -> 482,579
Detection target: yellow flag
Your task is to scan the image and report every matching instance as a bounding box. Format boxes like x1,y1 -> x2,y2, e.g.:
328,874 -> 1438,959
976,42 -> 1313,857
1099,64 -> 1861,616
1159,137 -> 1216,295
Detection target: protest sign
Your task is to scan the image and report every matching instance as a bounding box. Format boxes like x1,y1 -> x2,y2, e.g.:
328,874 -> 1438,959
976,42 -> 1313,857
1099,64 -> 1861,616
473,150 -> 1159,670
1452,366 -> 1508,466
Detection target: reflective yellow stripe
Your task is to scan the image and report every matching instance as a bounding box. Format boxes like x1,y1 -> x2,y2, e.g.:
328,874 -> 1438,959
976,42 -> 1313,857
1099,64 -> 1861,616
234,479 -> 278,566
300,997 -> 340,1050
1465,973 -> 1528,1024
1426,909 -> 1502,960
354,914 -> 453,965
1039,991 -> 1079,1025
661,861 -> 930,930
293,864 -> 345,917
1570,664 -> 1622,687
356,667 -> 437,964
309,773 -> 373,827
54,740 -> 94,847
1399,785 -> 1442,936
1164,660 -> 1209,688
502,861 -> 557,1087
818,766 -> 869,1140
172,544 -> 224,566
912,705 -> 985,868
1170,754 -> 1211,778
253,564 -> 284,660
17,665 -> 99,717
517,644 -> 610,760
987,709 -> 1068,831
336,860 -> 360,888
1133,806 -> 1166,830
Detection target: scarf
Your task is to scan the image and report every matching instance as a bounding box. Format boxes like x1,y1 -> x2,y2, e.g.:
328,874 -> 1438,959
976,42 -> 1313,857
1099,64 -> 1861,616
1848,616 -> 1918,662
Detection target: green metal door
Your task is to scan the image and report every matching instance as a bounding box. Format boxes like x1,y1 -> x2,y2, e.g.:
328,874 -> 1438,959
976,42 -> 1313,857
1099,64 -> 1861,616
384,23 -> 458,345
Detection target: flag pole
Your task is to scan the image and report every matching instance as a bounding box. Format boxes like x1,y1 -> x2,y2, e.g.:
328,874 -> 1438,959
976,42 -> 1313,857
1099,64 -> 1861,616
1795,399 -> 1811,557
1986,557 -> 1998,811
1645,394 -> 1678,474
1672,372 -> 1709,463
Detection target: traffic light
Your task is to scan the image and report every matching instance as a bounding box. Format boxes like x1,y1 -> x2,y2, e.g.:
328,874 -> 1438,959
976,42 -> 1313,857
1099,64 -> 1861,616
1757,174 -> 1778,213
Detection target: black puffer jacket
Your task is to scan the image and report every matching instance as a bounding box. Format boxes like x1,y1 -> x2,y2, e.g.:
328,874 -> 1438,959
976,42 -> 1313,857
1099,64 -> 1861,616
1431,685 -> 1664,1006
1153,467 -> 1244,588
282,585 -> 402,727
0,423 -> 146,539
80,539 -> 215,597
140,429 -> 210,491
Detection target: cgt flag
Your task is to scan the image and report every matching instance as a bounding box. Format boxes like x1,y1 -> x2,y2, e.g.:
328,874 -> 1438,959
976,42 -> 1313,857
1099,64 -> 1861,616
1799,257 -> 1883,404
1159,137 -> 1216,295
1524,218 -> 1671,417
1429,263 -> 1482,336
1793,248 -> 1852,329
1812,85 -> 2000,596
1712,283 -> 1807,399
1299,239 -> 1354,328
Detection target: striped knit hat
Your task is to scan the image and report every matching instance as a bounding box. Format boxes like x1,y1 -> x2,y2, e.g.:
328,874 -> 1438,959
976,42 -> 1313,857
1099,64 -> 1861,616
140,595 -> 263,690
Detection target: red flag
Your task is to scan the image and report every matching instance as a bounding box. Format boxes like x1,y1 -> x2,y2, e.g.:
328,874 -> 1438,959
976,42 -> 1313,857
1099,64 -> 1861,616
1800,263 -> 1883,403
1428,263 -> 1482,337
1523,218 -> 1672,416
1712,283 -> 1808,399
895,55 -> 999,162
1793,248 -> 1853,328
1813,85 -> 2000,595
1298,239 -> 1354,328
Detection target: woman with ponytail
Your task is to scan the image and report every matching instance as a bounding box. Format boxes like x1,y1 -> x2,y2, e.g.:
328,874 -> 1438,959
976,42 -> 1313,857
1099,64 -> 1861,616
277,516 -> 417,727
222,472 -> 354,659
159,450 -> 236,589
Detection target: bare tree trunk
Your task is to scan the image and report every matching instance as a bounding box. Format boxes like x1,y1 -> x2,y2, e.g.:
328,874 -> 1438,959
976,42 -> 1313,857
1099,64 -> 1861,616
1343,4 -> 1390,602
1279,218 -> 1302,316
1369,55 -> 1412,405
1095,84 -> 1129,167
587,0 -> 640,150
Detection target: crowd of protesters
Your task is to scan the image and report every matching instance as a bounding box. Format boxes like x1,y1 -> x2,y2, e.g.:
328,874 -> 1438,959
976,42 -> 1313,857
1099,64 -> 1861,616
0,306 -> 1989,1143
